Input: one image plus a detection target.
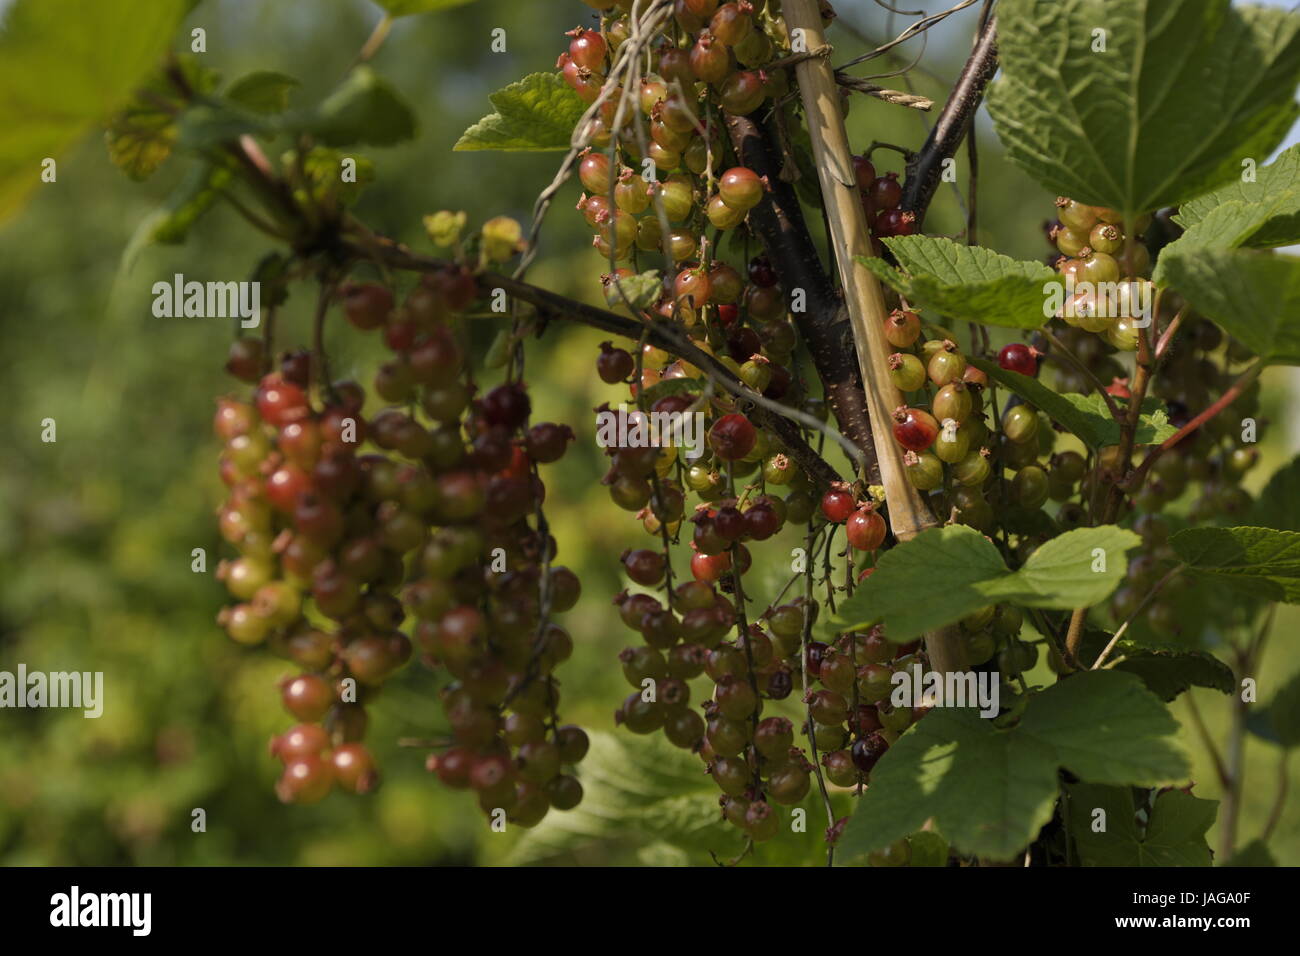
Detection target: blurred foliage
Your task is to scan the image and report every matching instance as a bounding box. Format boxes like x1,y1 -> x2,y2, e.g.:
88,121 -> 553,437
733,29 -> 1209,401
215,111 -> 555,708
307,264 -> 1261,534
0,0 -> 1295,866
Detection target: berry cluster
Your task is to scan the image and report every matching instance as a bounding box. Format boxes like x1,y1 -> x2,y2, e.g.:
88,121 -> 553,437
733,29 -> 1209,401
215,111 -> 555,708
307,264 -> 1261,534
882,315 -> 1054,543
853,153 -> 915,241
1046,197 -> 1151,349
215,266 -> 588,825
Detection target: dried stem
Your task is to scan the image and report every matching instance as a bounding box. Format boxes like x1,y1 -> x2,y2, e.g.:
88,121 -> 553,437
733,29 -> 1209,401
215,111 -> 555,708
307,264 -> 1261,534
784,0 -> 965,675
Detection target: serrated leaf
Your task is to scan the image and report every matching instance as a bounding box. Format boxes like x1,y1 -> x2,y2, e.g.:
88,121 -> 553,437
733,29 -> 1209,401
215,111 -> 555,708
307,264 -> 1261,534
858,238 -> 1059,330
226,70 -> 299,114
105,56 -> 220,181
1156,194 -> 1300,287
839,671 -> 1190,859
1222,839 -> 1277,866
1106,642 -> 1234,701
373,0 -> 478,16
1157,248 -> 1300,365
969,357 -> 1175,449
833,524 -> 1139,641
0,0 -> 192,217
306,66 -> 415,147
1172,526 -> 1300,602
454,72 -> 588,152
1066,785 -> 1215,866
1251,454 -> 1300,532
1176,143 -> 1300,247
987,0 -> 1300,216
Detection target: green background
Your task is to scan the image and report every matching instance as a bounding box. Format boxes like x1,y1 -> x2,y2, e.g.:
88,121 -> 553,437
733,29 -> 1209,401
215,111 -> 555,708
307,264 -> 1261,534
0,0 -> 1294,866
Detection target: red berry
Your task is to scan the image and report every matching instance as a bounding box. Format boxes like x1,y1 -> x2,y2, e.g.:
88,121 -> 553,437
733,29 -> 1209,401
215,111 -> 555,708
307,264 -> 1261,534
524,423 -> 574,463
256,376 -> 310,427
851,732 -> 890,774
597,341 -> 634,384
568,27 -> 606,72
892,406 -> 939,452
820,485 -> 856,523
225,338 -> 264,383
845,506 -> 887,551
852,155 -> 877,191
869,173 -> 902,211
281,674 -> 334,722
623,548 -> 666,586
998,343 -> 1039,377
708,413 -> 757,460
718,167 -> 763,211
266,464 -> 312,512
340,282 -> 393,331
481,383 -> 531,430
748,255 -> 777,287
691,548 -> 733,584
875,208 -> 917,237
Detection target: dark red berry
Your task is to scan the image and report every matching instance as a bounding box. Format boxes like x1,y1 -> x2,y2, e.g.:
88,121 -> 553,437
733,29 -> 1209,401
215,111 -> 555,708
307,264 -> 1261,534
481,383 -> 531,430
748,256 -> 777,287
708,413 -> 756,460
851,732 -> 889,774
597,342 -> 634,384
524,423 -> 574,463
998,343 -> 1039,377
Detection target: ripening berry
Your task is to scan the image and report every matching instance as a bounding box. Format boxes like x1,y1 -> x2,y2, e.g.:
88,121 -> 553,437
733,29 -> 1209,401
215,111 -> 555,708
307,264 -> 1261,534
845,506 -> 887,551
708,413 -> 757,460
892,406 -> 940,452
998,343 -> 1038,377
820,485 -> 857,523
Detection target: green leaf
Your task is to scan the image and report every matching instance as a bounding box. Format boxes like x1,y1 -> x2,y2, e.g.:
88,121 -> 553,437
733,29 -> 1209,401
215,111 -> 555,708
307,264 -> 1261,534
306,66 -> 416,147
105,56 -> 220,181
1150,247 -> 1300,367
839,671 -> 1190,859
969,358 -> 1175,449
373,0 -> 478,16
1254,672 -> 1300,749
1222,839 -> 1277,866
0,0 -> 192,218
858,238 -> 1059,330
1176,143 -> 1300,247
987,0 -> 1300,216
603,269 -> 662,311
1156,194 -> 1300,284
226,70 -> 299,114
454,72 -> 588,152
833,524 -> 1139,641
1251,454 -> 1300,532
149,162 -> 232,244
176,103 -> 274,150
1066,785 -> 1215,866
1172,526 -> 1300,602
1107,642 -> 1234,702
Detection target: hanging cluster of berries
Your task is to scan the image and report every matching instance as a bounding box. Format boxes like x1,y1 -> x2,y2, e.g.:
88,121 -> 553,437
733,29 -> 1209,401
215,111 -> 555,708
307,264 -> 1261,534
1046,197 -> 1152,350
854,153 -> 915,241
882,309 -> 1052,552
1035,198 -> 1262,638
215,263 -> 589,826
